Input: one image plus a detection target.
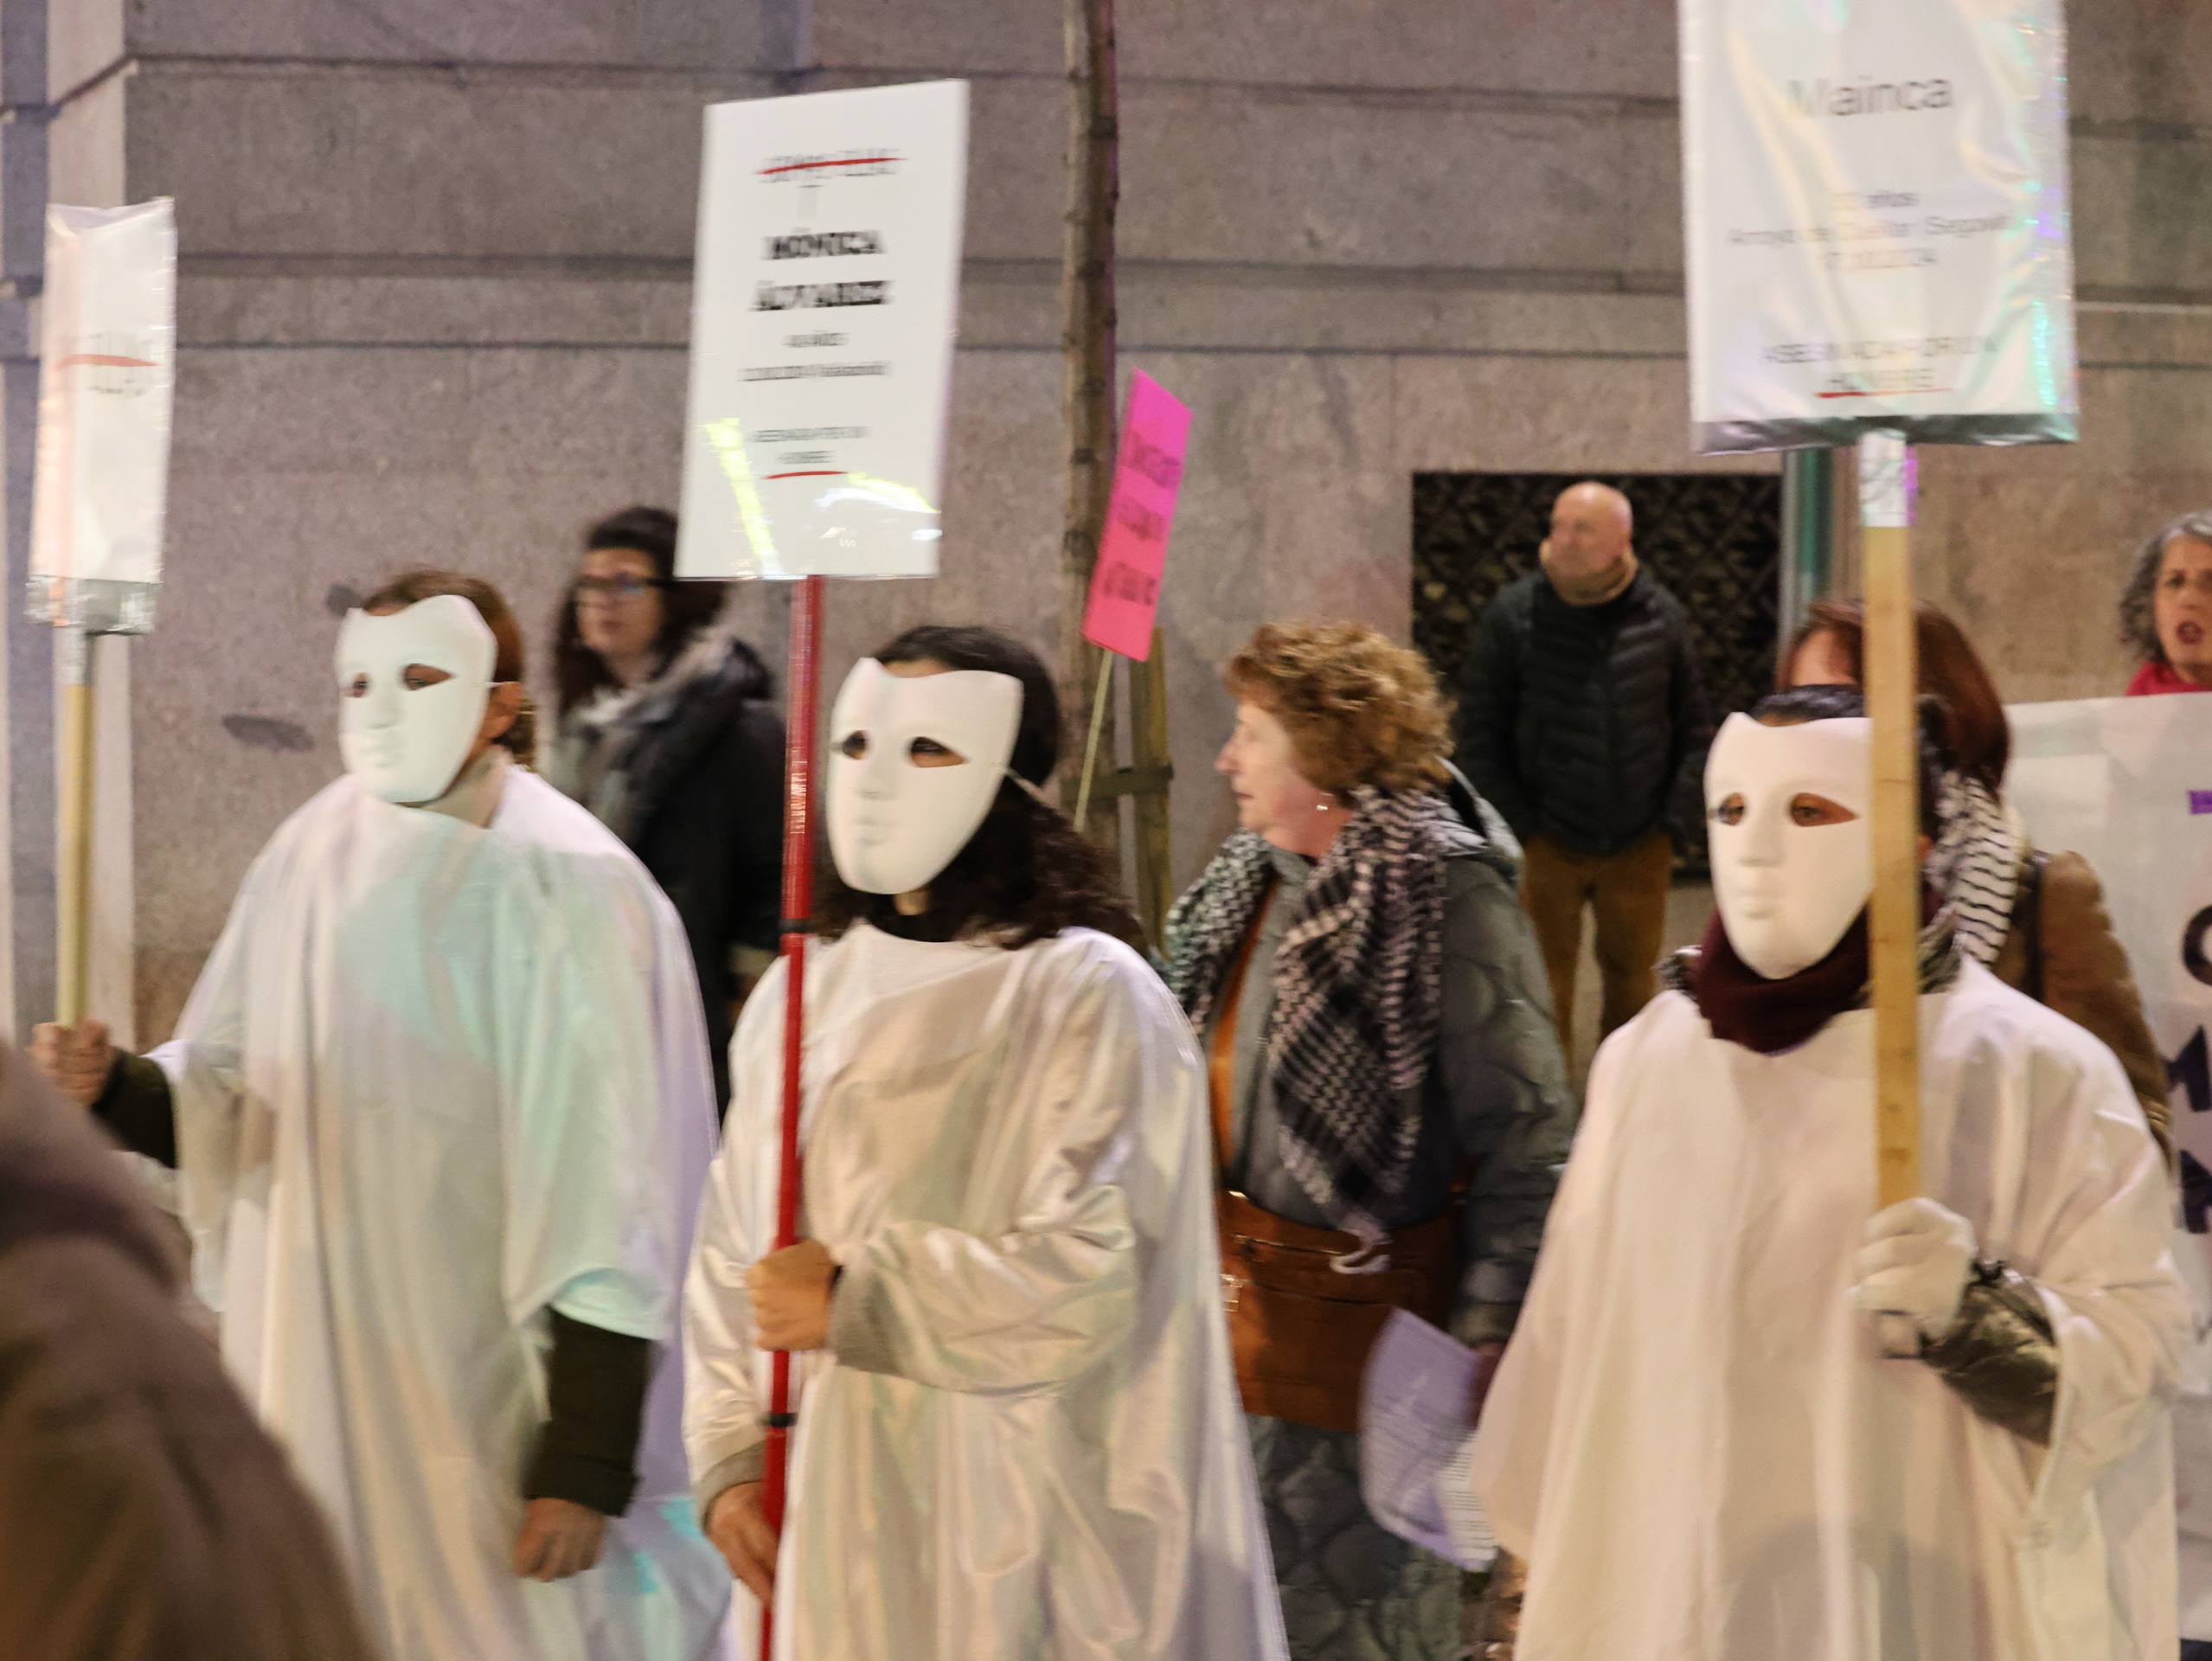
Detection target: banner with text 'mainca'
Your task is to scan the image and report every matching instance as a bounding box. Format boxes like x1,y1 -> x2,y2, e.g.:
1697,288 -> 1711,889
1678,0 -> 2075,455
676,80 -> 968,580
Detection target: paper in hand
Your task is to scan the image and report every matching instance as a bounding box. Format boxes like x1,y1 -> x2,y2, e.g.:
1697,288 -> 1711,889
1358,1309 -> 1498,1571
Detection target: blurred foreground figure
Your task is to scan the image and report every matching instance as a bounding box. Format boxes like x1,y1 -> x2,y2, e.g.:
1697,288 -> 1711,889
33,572 -> 732,1661
684,626 -> 1288,1661
1471,689 -> 2188,1660
0,1042 -> 377,1661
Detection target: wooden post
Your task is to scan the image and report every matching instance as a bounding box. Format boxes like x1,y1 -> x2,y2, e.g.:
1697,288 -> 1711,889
54,627 -> 94,1026
1061,0 -> 1120,856
1126,632 -> 1175,942
1857,431 -> 1920,1213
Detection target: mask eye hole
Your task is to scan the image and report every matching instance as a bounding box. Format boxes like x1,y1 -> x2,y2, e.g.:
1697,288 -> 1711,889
838,731 -> 869,760
1788,792 -> 1857,828
1711,793 -> 1746,827
908,737 -> 966,768
401,664 -> 453,692
344,672 -> 370,699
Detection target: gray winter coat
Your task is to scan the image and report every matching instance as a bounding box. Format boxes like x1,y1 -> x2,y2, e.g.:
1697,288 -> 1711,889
1207,826 -> 1576,1347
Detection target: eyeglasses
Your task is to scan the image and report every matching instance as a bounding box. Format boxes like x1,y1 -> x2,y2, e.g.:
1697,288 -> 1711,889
574,574 -> 670,600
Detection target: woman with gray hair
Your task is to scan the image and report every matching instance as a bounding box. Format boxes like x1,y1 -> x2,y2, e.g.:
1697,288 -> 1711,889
2121,509 -> 2212,696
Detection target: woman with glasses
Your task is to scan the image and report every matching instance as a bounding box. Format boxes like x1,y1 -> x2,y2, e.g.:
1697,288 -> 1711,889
545,506 -> 785,1111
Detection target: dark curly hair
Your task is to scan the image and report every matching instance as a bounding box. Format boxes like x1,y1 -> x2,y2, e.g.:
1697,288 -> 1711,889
815,625 -> 1144,951
1749,683 -> 1946,837
554,506 -> 758,715
2119,510 -> 2212,667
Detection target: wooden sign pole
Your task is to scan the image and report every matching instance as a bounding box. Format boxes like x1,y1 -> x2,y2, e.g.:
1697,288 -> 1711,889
1860,432 -> 1923,1356
54,627 -> 95,1026
1858,431 -> 1921,1212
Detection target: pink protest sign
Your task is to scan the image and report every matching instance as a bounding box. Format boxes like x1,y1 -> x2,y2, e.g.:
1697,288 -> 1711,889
1081,371 -> 1189,661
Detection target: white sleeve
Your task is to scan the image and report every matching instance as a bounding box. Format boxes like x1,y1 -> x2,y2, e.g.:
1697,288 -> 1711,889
1467,1018 -> 1633,1557
155,853 -> 267,1302
496,863 -> 668,1339
819,961 -> 1177,1396
2023,1043 -> 2193,1527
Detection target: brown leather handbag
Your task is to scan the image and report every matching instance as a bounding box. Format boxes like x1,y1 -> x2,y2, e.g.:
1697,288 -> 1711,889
1208,895 -> 1459,1433
1215,1190 -> 1458,1433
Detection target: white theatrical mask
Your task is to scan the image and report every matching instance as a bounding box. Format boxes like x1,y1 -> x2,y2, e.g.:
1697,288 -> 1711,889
1705,712 -> 1875,981
337,596 -> 497,805
828,657 -> 1023,895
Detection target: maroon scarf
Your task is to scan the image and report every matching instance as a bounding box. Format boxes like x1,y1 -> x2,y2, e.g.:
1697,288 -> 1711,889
1689,888 -> 1941,1055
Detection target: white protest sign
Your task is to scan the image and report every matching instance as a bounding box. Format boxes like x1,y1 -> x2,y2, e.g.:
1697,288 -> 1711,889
1679,0 -> 2075,453
2007,696 -> 2212,1209
29,200 -> 176,627
2006,694 -> 2212,1635
676,81 -> 968,580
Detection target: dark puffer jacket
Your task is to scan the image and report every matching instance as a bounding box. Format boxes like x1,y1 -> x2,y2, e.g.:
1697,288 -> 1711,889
1458,568 -> 1711,859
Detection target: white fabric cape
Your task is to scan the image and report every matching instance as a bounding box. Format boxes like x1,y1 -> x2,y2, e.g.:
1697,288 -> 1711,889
683,923 -> 1288,1661
158,770 -> 733,1661
1471,962 -> 2188,1661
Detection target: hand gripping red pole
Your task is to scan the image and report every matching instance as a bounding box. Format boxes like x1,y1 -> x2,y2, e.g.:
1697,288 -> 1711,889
760,575 -> 821,1657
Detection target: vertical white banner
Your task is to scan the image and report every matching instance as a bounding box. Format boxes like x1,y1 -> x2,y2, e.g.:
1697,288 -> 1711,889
1679,0 -> 2074,452
29,200 -> 176,626
2006,694 -> 2212,1636
2008,696 -> 2212,1217
676,81 -> 969,580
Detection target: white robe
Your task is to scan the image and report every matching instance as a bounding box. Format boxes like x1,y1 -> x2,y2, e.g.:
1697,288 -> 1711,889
1471,962 -> 2189,1661
683,923 -> 1288,1661
159,771 -> 733,1661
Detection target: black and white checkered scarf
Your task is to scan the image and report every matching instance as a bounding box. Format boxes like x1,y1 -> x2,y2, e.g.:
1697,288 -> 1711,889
1164,786 -> 1458,1243
1927,770 -> 2023,967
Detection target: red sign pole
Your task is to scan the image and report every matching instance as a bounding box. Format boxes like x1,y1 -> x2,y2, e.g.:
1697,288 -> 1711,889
759,574 -> 822,1657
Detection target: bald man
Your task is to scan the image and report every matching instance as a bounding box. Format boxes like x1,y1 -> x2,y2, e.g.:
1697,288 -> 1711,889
1457,481 -> 1709,1049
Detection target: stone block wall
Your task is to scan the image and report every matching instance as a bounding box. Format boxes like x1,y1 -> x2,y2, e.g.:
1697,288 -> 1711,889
0,0 -> 2205,1039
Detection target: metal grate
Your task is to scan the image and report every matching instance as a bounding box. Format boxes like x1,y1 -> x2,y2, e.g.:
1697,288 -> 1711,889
1413,471 -> 1784,732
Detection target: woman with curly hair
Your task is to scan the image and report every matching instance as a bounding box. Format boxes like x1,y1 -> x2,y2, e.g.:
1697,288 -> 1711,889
1164,620 -> 1577,1661
682,625 -> 1288,1661
2119,510 -> 2212,696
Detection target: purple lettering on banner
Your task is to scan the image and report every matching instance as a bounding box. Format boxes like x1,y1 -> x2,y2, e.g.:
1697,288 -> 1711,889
2191,790 -> 2212,817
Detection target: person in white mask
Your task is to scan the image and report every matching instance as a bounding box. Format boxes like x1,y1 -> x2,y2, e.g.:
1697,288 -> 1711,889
683,624 -> 1288,1661
30,569 -> 734,1661
1466,684 -> 2188,1661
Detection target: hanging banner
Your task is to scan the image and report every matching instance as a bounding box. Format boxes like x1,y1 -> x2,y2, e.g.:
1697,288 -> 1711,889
674,80 -> 968,581
2007,695 -> 2212,1217
2007,683 -> 2212,1152
1678,0 -> 2075,455
1080,372 -> 1189,663
28,200 -> 176,632
2006,692 -> 2212,1634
